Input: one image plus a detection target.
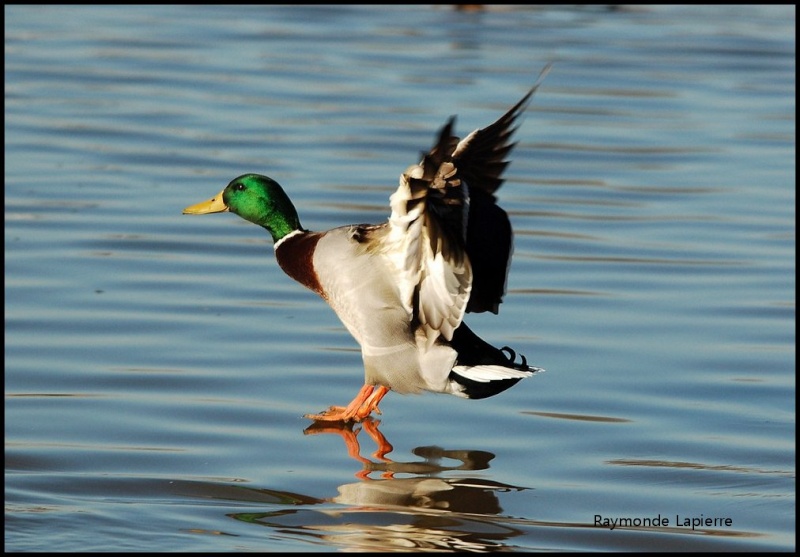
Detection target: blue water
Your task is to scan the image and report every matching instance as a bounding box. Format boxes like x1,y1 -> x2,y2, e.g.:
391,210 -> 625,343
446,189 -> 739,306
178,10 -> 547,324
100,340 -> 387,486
5,5 -> 795,552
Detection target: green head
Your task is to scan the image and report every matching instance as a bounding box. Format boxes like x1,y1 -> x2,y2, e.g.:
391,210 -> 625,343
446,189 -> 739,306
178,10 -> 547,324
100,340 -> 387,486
183,174 -> 303,242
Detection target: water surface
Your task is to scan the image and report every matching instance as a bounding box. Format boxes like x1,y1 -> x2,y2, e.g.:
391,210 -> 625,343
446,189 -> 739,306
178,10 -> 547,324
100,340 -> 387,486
5,5 -> 795,552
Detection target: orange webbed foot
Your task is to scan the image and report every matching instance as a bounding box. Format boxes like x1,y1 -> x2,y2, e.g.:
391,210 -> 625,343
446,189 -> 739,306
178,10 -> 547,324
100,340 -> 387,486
304,384 -> 389,423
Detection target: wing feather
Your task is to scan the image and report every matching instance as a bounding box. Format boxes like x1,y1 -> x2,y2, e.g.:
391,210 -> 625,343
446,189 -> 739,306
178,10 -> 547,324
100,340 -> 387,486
380,66 -> 551,344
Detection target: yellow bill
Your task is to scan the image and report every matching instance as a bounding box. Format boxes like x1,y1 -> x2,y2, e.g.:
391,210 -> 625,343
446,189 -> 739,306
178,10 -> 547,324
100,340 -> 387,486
183,189 -> 228,214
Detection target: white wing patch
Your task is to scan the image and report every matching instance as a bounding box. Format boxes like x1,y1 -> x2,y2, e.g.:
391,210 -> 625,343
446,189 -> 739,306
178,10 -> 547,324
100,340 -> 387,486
383,162 -> 472,349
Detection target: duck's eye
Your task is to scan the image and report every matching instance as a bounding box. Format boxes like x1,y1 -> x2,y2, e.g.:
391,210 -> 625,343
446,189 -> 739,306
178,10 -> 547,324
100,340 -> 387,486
235,183 -> 246,192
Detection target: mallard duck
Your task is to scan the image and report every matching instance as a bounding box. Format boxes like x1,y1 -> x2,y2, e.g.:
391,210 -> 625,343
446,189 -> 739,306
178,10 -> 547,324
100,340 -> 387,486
184,70 -> 548,422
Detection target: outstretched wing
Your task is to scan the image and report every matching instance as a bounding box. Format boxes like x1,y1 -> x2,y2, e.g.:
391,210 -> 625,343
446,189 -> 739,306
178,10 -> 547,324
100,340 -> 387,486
455,65 -> 550,313
383,119 -> 472,349
382,66 -> 550,345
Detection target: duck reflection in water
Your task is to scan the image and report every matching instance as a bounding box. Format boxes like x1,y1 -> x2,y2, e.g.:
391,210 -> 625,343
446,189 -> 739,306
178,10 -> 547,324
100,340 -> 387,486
304,417 -> 517,497
227,419 -> 528,551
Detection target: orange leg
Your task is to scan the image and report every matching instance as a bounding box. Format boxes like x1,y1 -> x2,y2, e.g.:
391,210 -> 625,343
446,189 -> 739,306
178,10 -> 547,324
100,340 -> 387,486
305,384 -> 390,423
303,417 -> 395,479
361,417 -> 394,461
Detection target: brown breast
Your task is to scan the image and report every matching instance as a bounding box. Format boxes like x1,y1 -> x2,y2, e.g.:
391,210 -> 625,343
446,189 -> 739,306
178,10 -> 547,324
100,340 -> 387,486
274,231 -> 325,297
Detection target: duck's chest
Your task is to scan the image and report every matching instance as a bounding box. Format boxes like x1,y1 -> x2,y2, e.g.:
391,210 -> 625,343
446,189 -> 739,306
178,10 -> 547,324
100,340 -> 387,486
274,231 -> 325,296
274,228 -> 387,298
275,227 -> 402,320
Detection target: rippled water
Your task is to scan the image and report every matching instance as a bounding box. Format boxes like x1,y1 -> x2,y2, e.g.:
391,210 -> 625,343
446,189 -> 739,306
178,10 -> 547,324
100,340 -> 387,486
5,5 -> 795,552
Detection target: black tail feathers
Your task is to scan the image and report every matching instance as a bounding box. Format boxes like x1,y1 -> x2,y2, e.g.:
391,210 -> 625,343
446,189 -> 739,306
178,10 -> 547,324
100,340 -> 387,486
447,323 -> 543,399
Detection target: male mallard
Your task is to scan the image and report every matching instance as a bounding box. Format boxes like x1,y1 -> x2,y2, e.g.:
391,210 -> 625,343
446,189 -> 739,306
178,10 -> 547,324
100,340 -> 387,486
184,72 -> 548,422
